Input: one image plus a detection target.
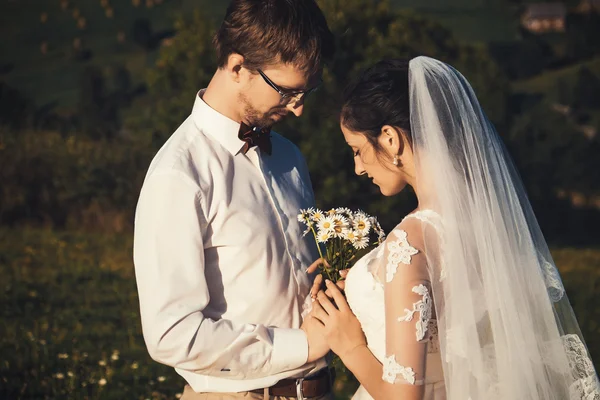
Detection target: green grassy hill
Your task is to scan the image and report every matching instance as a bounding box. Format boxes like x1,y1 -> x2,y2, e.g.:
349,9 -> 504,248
390,0 -> 519,42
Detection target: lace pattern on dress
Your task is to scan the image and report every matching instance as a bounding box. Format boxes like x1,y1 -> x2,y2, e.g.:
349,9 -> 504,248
404,210 -> 446,281
398,284 -> 432,341
542,259 -> 565,302
386,229 -> 419,283
563,334 -> 600,400
382,354 -> 422,385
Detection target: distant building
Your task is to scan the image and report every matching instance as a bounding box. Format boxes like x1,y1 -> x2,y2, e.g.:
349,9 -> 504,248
521,3 -> 566,33
576,0 -> 600,13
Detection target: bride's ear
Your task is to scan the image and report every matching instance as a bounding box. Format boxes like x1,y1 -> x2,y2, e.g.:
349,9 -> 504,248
379,125 -> 404,157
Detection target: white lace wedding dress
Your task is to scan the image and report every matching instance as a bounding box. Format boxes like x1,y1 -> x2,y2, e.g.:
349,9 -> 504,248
345,210 -> 446,400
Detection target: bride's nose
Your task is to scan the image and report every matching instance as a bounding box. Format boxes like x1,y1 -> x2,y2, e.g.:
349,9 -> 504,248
354,158 -> 366,176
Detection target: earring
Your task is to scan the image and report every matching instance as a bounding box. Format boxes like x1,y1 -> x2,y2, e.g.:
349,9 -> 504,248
393,155 -> 399,166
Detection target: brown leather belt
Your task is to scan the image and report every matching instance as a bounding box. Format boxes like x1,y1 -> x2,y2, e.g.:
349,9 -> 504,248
249,368 -> 334,398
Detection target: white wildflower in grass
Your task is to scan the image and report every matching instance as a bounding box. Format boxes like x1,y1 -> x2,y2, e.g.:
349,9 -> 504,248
111,353 -> 119,361
58,353 -> 68,359
67,371 -> 74,378
317,216 -> 335,233
98,378 -> 107,386
158,376 -> 166,382
54,373 -> 65,379
131,362 -> 139,370
297,207 -> 385,282
39,340 -> 46,345
98,360 -> 107,367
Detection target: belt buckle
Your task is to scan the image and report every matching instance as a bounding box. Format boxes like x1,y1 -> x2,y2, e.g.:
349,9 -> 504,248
295,377 -> 305,400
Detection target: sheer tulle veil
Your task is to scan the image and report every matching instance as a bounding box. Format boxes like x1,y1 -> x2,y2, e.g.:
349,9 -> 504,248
408,56 -> 599,399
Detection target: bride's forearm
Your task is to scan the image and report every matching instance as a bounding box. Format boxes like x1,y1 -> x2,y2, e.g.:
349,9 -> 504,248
341,345 -> 424,400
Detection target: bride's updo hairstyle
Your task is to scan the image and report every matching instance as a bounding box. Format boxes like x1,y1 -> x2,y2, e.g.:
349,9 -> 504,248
340,59 -> 413,159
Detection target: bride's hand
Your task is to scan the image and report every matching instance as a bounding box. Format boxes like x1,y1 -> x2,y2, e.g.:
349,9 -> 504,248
311,280 -> 366,360
307,258 -> 348,299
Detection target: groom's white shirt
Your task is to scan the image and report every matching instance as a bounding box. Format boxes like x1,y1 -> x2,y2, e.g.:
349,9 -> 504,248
133,91 -> 325,393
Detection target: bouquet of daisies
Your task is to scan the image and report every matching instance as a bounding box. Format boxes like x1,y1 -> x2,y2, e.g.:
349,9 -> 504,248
298,207 -> 386,283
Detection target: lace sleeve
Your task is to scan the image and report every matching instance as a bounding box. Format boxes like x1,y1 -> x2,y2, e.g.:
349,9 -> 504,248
382,222 -> 431,388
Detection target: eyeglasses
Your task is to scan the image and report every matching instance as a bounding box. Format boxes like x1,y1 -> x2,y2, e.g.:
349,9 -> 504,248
257,68 -> 321,105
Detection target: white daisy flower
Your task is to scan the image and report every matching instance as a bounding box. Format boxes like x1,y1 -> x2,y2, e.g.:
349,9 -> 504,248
297,209 -> 311,223
318,230 -> 332,243
353,214 -> 371,234
353,235 -> 369,249
344,229 -> 359,242
332,214 -> 349,237
317,216 -> 335,233
98,378 -> 107,386
311,209 -> 324,222
55,373 -> 65,380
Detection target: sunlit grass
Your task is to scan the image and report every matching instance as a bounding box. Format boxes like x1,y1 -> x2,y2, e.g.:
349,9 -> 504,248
1,228 -> 597,399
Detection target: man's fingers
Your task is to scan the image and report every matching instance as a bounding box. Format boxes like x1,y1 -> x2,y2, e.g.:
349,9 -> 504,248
311,274 -> 323,298
339,269 -> 349,278
310,298 -> 329,323
307,258 -> 331,274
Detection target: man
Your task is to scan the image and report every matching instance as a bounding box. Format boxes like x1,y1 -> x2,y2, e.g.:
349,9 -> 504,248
133,0 -> 335,399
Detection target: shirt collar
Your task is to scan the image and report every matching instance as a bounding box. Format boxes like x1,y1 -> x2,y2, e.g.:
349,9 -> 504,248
191,89 -> 246,155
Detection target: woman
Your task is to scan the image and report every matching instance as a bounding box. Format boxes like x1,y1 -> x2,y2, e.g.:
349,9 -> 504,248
306,57 -> 599,399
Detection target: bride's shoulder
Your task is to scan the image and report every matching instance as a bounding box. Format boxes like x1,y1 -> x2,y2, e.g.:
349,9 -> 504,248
387,214 -> 425,252
387,209 -> 442,251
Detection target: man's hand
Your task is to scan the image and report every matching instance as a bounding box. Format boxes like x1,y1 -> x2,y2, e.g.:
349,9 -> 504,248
307,258 -> 348,299
300,314 -> 330,363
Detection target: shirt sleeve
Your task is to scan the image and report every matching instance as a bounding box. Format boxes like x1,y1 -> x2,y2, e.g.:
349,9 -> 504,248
381,223 -> 432,390
133,171 -> 308,379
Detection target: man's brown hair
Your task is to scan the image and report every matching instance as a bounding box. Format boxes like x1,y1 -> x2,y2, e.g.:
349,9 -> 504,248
213,0 -> 335,77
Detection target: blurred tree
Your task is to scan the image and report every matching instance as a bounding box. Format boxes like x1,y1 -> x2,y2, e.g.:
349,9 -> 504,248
564,11 -> 600,62
0,82 -> 34,131
572,67 -> 600,110
78,67 -> 118,139
132,18 -> 155,50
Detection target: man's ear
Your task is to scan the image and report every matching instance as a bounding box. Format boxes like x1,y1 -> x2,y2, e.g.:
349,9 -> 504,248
225,53 -> 245,83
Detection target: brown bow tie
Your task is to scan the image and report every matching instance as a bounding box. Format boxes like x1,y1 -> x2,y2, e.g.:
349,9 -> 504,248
238,122 -> 272,155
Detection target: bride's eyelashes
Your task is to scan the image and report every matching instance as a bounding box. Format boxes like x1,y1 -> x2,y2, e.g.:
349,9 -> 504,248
353,149 -> 360,157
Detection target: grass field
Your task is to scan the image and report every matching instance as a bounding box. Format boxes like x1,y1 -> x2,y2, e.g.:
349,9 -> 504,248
513,56 -> 600,97
1,227 -> 598,399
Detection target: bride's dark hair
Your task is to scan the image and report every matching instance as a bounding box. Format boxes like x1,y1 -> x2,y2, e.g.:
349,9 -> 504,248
340,59 -> 413,154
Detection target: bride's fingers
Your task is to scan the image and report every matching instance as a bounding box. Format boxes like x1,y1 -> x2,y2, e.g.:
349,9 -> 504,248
325,280 -> 350,313
316,290 -> 338,315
